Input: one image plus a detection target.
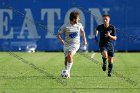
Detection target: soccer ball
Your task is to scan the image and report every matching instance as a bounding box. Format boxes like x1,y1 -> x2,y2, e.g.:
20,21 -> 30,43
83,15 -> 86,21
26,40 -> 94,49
61,70 -> 69,77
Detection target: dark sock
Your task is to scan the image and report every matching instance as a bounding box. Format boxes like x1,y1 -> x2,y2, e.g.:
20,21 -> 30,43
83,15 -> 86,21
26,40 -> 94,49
102,57 -> 107,65
108,63 -> 113,73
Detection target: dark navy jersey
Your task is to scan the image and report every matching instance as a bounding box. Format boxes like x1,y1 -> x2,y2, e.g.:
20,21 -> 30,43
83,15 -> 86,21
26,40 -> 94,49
96,24 -> 116,46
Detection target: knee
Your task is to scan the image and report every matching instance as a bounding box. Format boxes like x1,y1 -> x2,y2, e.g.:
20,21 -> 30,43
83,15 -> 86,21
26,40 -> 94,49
67,52 -> 73,61
102,51 -> 108,58
67,54 -> 72,59
108,58 -> 113,64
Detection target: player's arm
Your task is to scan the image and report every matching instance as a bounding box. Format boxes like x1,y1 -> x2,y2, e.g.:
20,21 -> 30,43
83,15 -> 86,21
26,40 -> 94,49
95,30 -> 99,42
56,32 -> 64,44
107,32 -> 117,40
107,27 -> 117,40
56,25 -> 65,44
80,29 -> 87,46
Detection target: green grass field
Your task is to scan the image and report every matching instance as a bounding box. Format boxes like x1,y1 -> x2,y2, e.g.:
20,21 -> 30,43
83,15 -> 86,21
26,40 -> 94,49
0,52 -> 140,93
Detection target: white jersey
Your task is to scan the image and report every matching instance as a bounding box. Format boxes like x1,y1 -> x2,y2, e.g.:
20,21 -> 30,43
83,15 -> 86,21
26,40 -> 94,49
58,22 -> 84,47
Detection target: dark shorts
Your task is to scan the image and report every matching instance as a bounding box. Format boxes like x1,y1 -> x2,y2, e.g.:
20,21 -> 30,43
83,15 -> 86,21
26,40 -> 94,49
99,43 -> 114,57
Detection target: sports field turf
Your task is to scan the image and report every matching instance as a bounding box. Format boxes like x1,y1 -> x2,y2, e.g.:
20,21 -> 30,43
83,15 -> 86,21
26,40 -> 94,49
0,52 -> 139,93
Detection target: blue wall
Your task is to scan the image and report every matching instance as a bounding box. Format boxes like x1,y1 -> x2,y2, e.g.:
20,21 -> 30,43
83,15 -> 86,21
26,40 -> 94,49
0,0 -> 140,51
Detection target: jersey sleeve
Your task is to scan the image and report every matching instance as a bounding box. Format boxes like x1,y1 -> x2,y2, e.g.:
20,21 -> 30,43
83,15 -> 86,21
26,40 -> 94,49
112,26 -> 116,36
58,24 -> 66,34
96,25 -> 101,31
79,23 -> 84,31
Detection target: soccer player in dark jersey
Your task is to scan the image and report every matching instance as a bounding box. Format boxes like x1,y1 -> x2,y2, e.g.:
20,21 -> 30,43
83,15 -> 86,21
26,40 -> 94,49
95,14 -> 117,77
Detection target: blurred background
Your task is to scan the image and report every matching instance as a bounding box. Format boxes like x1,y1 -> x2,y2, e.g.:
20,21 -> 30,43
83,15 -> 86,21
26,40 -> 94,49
0,0 -> 140,52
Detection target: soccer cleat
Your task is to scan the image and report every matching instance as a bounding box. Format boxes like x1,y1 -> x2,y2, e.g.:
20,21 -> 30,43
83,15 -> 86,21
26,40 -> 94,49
66,73 -> 70,78
108,73 -> 111,77
102,64 -> 106,71
66,75 -> 70,78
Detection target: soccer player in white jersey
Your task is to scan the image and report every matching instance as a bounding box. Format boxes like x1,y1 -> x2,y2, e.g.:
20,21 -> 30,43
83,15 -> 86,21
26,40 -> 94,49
56,11 -> 87,78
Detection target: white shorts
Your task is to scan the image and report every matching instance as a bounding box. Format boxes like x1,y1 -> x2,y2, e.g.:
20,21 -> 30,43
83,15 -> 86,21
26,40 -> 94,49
64,44 -> 80,57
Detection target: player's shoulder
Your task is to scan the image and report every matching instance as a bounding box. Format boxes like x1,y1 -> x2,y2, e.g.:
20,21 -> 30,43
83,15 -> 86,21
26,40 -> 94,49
109,24 -> 115,29
97,24 -> 104,28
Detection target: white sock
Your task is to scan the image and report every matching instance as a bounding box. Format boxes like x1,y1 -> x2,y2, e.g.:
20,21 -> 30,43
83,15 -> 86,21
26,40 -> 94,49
66,62 -> 73,73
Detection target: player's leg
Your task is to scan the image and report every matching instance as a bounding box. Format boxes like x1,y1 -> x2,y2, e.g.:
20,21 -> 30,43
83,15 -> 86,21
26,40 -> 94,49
108,56 -> 113,77
100,47 -> 108,71
63,48 -> 72,78
65,45 -> 79,78
107,43 -> 114,77
65,51 -> 74,78
64,47 -> 68,69
65,57 -> 67,69
67,51 -> 73,72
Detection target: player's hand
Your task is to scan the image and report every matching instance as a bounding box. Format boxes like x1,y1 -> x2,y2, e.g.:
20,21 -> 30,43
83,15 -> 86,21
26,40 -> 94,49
61,40 -> 64,45
107,31 -> 111,37
94,36 -> 98,43
83,41 -> 87,46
